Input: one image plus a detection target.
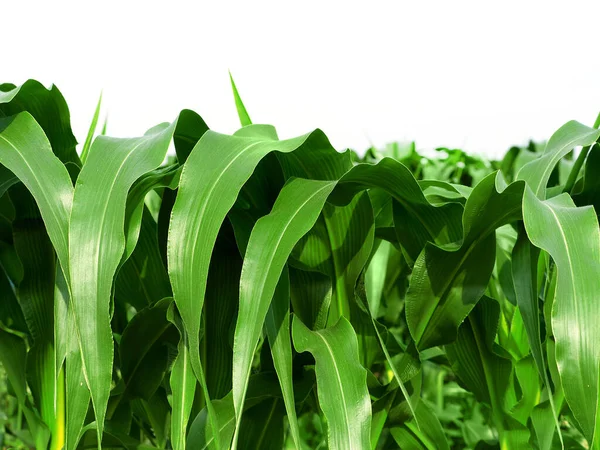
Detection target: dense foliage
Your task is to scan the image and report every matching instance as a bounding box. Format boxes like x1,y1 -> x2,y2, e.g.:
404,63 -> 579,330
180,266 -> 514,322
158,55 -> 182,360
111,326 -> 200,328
0,79 -> 599,450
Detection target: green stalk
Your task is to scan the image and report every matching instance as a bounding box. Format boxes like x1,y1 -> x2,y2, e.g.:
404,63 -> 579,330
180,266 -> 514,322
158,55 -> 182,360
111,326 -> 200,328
50,365 -> 65,450
563,111 -> 600,193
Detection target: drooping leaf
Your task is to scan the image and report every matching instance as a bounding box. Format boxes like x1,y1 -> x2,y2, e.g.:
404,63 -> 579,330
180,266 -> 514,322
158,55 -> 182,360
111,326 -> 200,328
292,315 -> 371,450
522,188 -> 600,444
232,178 -> 335,447
516,120 -> 600,197
328,158 -> 464,264
168,126 -> 342,446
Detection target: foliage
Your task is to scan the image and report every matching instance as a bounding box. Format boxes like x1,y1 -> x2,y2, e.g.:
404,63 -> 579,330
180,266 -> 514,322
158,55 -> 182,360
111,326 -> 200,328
0,78 -> 599,450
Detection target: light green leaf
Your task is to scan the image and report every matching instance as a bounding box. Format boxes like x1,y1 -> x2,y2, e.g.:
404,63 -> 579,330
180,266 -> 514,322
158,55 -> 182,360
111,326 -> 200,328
229,72 -> 252,127
522,188 -> 600,444
232,178 -> 335,447
292,315 -> 371,450
68,120 -> 177,445
516,120 -> 600,198
80,91 -> 102,164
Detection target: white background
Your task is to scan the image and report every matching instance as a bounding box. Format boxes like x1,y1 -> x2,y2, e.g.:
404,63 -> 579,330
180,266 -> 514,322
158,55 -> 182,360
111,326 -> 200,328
4,0 -> 600,158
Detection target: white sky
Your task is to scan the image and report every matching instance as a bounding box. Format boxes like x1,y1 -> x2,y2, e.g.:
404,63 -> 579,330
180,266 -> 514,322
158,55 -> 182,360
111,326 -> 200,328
4,0 -> 600,159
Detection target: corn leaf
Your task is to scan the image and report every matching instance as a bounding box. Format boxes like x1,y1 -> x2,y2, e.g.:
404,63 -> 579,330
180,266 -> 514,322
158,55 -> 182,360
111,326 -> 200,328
292,315 -> 371,450
232,178 -> 336,447
522,188 -> 600,445
406,172 -> 524,350
68,120 -> 177,444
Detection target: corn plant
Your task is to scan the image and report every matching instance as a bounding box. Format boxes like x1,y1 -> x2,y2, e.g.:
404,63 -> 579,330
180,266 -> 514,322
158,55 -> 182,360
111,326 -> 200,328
0,78 -> 599,450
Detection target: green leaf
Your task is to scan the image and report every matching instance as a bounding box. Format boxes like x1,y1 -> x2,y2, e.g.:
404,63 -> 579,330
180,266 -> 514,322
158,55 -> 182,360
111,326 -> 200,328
516,120 -> 600,198
203,220 -> 241,399
292,315 -> 371,450
390,400 -> 450,450
168,303 -> 196,450
0,113 -> 73,277
187,393 -> 236,450
406,172 -> 524,350
0,79 -> 80,166
264,267 -> 299,448
68,120 -> 177,445
115,207 -> 172,310
445,296 -> 521,446
289,267 -> 331,331
118,297 -> 176,400
512,228 -> 562,445
522,188 -> 600,444
80,91 -> 102,164
0,327 -> 50,449
229,72 -> 252,127
328,158 -> 464,264
167,126 -> 340,446
232,178 -> 335,447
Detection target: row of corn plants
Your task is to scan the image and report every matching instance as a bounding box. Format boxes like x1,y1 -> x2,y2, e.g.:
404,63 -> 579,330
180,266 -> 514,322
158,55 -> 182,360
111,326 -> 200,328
0,78 -> 599,449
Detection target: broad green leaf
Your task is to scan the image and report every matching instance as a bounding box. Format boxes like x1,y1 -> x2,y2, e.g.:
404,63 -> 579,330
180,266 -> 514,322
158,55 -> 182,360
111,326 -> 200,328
232,178 -> 335,447
292,316 -> 371,450
68,120 -> 177,445
64,306 -> 89,450
167,126 -> 341,446
510,356 -> 541,425
522,188 -> 600,445
0,113 -> 73,276
365,239 -> 392,316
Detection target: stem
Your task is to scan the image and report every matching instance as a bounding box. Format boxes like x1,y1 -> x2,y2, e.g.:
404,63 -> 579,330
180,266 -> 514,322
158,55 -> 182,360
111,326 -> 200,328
563,111 -> 600,194
50,365 -> 65,450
